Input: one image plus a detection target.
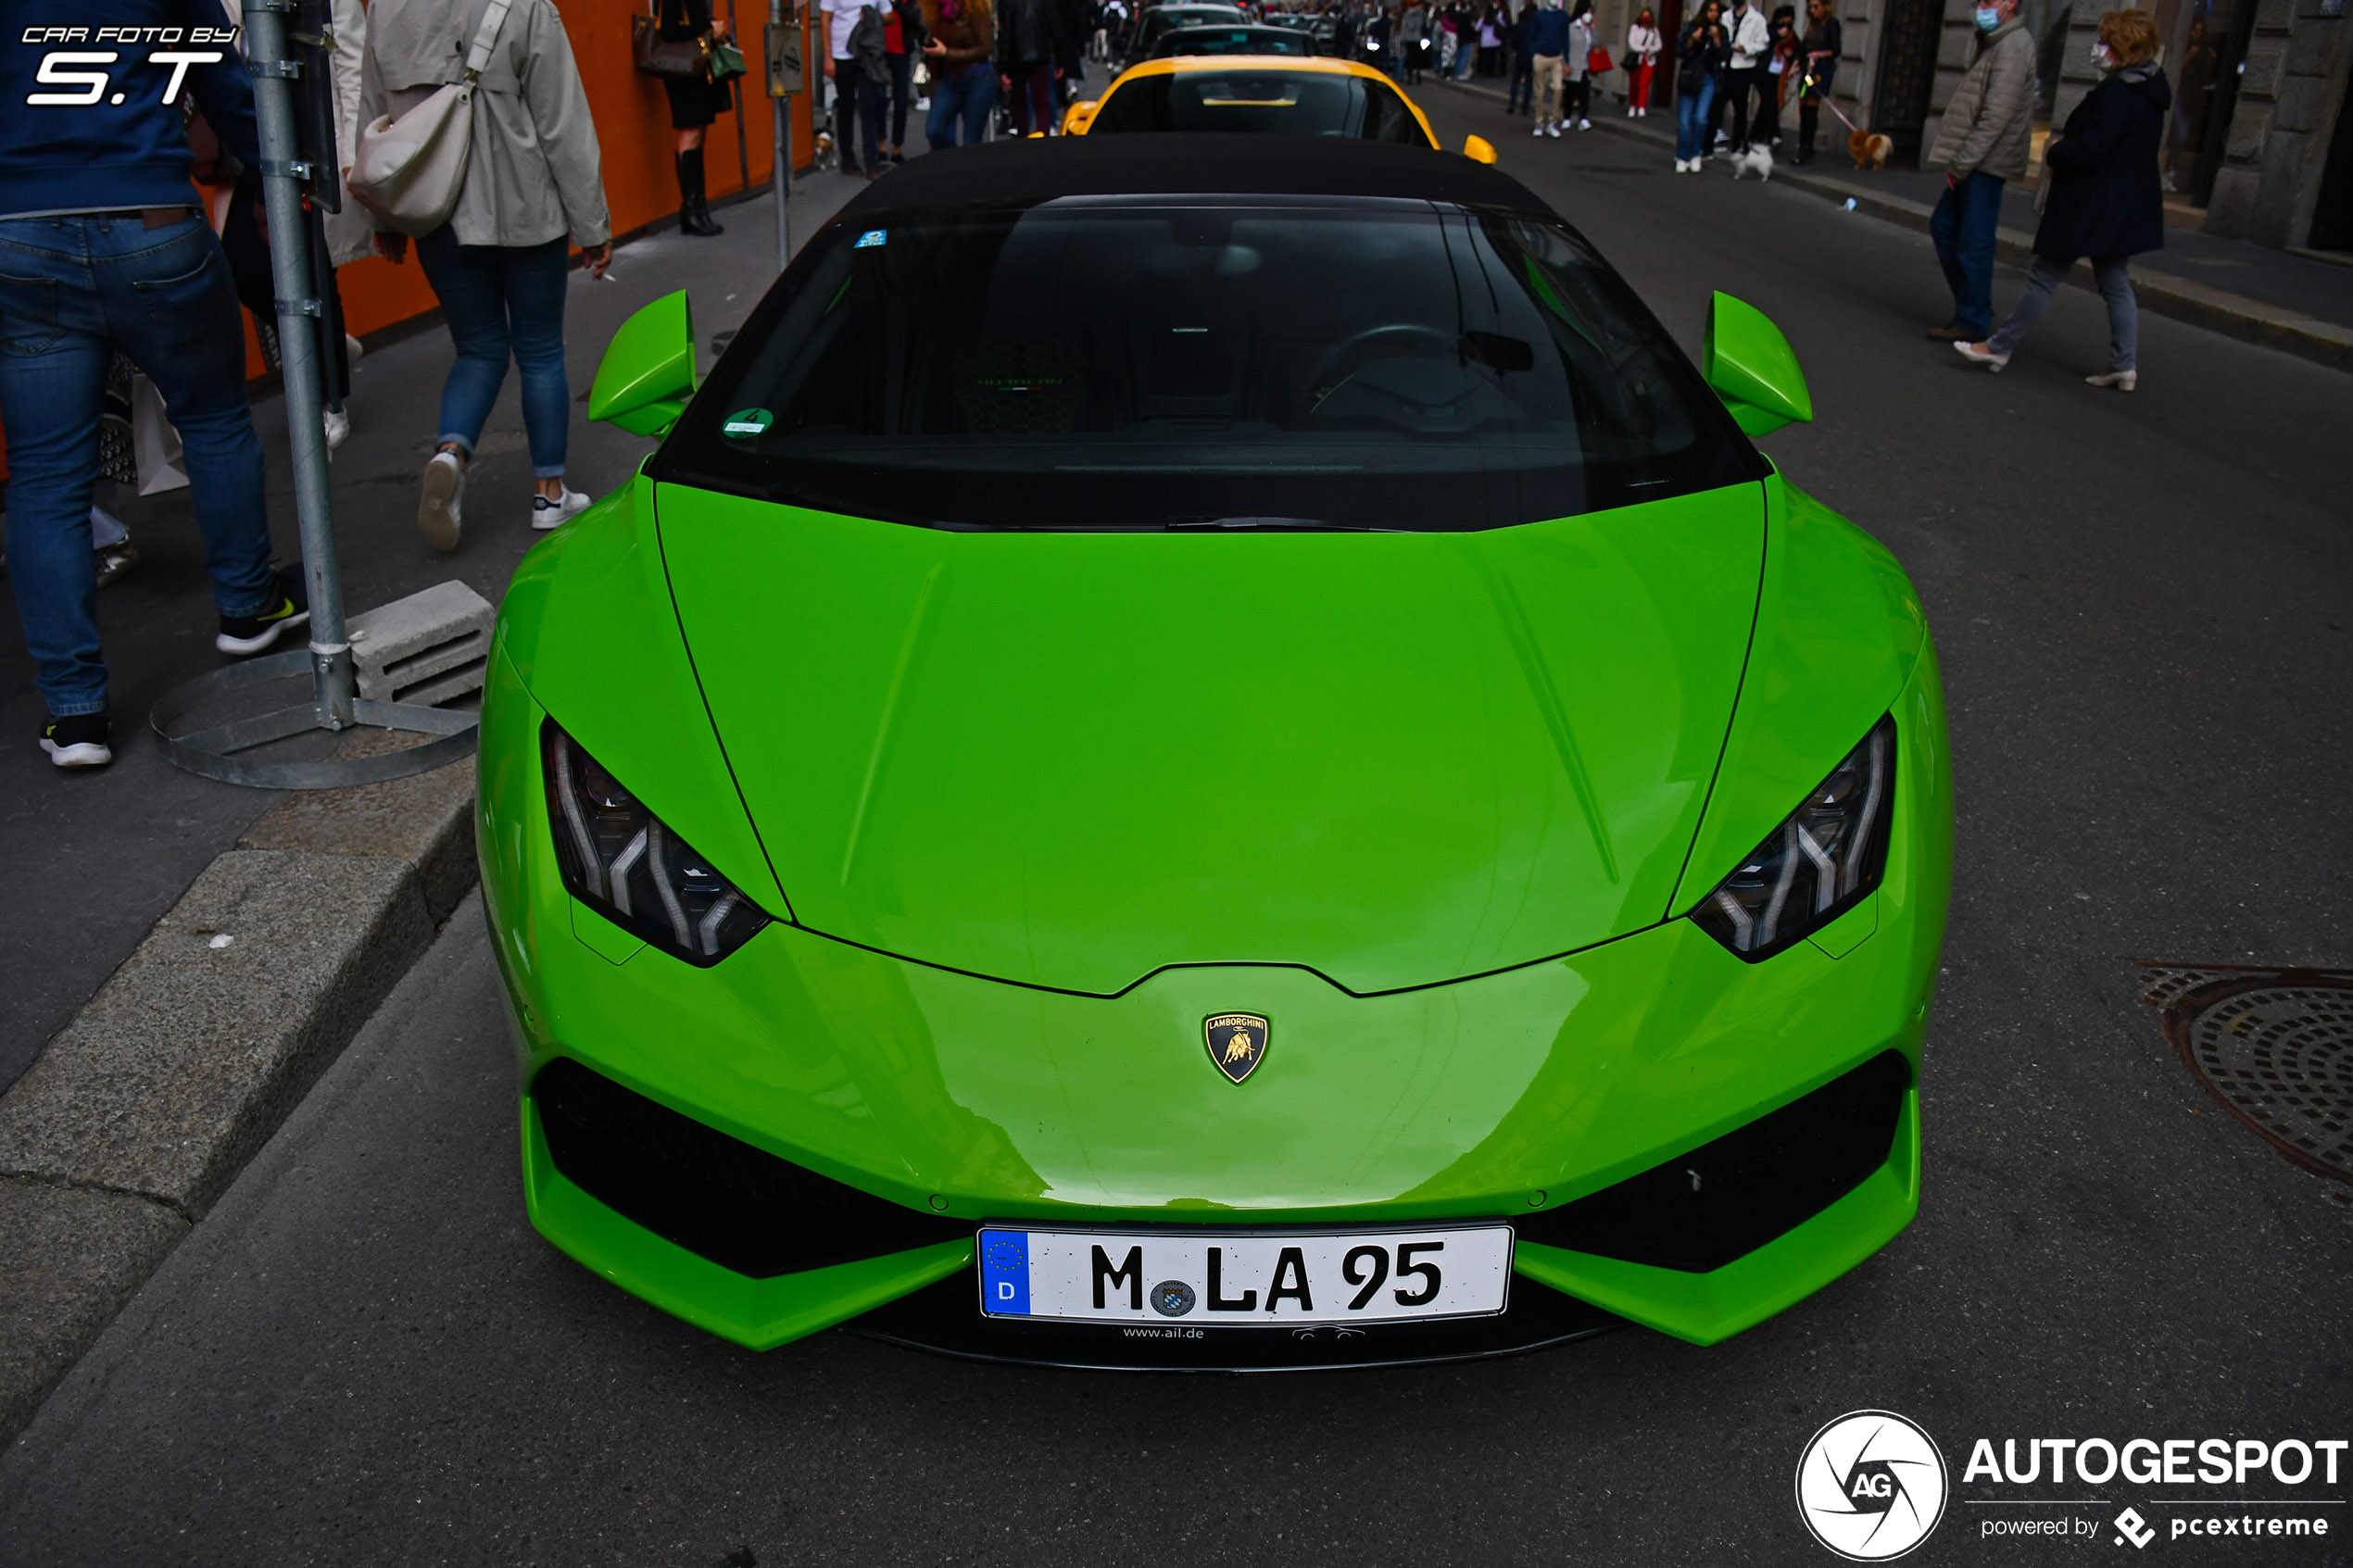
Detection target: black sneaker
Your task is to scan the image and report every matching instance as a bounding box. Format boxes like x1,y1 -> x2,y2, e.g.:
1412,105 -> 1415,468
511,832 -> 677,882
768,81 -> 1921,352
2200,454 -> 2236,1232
40,712 -> 112,769
216,565 -> 310,656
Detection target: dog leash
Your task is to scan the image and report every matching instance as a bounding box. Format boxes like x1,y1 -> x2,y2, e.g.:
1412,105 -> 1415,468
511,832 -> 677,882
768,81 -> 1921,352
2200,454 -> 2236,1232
1800,67 -> 1865,136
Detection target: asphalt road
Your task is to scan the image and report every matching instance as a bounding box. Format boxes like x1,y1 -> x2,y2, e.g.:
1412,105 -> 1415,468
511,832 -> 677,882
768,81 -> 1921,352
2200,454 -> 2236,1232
3,95 -> 2349,1565
0,174 -> 858,1094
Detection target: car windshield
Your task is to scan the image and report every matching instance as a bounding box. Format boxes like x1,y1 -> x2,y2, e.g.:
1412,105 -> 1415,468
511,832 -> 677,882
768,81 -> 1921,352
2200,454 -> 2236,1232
1139,7 -> 1242,41
656,198 -> 1763,533
1088,69 -> 1428,141
1155,27 -> 1312,55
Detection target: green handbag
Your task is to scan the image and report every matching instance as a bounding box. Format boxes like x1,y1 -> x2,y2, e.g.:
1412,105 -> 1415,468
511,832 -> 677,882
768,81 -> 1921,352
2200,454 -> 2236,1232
707,40 -> 749,84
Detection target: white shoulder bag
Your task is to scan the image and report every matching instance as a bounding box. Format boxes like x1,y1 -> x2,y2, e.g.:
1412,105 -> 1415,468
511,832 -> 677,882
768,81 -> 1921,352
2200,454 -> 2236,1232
347,0 -> 517,237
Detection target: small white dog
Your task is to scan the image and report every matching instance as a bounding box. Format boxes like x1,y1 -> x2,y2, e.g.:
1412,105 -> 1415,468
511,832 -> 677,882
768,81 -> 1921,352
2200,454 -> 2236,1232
1730,144 -> 1775,181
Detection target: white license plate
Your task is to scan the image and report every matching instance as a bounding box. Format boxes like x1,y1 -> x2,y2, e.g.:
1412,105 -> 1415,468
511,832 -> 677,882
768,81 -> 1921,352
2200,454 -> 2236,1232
976,1225 -> 1513,1326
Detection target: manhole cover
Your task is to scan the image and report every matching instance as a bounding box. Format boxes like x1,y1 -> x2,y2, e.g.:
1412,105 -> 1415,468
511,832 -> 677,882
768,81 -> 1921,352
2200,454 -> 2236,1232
2142,965 -> 2353,1185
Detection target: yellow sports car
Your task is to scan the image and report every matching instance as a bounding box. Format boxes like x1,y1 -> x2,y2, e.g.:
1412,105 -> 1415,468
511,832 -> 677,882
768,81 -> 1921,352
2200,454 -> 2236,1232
1063,56 -> 1495,163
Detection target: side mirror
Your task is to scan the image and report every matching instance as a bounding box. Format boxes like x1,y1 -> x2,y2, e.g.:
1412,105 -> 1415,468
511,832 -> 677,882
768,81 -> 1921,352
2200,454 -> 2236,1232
1463,133 -> 1497,164
588,290 -> 696,439
1063,99 -> 1100,134
1704,292 -> 1812,437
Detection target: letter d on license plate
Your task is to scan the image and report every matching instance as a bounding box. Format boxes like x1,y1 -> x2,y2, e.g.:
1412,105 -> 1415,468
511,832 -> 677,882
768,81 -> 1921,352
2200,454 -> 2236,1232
976,1226 -> 1512,1325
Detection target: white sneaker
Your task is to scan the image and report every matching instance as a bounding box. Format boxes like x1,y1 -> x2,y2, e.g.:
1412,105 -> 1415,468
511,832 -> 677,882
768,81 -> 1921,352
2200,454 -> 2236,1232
531,486 -> 593,531
1545,121 -> 1562,137
1578,118 -> 1592,130
1533,123 -> 1545,136
418,449 -> 466,552
345,332 -> 364,367
322,405 -> 349,451
2084,369 -> 2137,392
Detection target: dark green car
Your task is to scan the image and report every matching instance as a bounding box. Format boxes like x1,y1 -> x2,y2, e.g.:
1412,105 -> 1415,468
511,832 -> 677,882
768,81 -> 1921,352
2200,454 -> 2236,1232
479,137 -> 1954,1369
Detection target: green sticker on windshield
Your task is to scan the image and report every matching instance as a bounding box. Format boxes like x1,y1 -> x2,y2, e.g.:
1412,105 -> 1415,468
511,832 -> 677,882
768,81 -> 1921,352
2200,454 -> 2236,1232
722,408 -> 774,438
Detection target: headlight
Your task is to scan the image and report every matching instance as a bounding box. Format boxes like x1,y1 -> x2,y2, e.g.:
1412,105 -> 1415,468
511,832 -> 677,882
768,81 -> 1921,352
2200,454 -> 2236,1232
542,721 -> 770,965
1690,715 -> 1894,961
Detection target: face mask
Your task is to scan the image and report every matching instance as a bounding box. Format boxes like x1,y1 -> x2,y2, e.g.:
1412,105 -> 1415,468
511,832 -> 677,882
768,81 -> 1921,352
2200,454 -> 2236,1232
1973,4 -> 2001,27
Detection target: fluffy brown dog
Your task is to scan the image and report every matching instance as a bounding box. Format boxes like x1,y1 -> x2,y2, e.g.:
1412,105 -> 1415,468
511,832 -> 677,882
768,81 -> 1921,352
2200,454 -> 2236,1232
1850,131 -> 1893,169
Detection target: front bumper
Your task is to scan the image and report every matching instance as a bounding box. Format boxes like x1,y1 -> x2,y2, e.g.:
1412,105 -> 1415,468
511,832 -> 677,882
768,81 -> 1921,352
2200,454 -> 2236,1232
481,647 -> 1950,1361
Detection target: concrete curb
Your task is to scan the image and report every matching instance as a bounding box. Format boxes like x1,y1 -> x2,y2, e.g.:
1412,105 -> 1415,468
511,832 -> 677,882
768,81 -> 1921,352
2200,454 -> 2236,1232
1436,78 -> 2353,374
0,733 -> 477,1444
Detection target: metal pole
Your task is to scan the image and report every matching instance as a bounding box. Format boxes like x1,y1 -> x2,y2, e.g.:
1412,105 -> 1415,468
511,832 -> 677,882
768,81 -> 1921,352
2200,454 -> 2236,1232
771,0 -> 792,269
728,0 -> 752,192
243,0 -> 355,729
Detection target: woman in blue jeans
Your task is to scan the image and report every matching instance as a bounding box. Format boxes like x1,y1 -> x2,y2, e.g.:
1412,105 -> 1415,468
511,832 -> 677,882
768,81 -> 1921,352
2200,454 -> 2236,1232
1673,0 -> 1726,169
920,0 -> 998,147
362,0 -> 613,551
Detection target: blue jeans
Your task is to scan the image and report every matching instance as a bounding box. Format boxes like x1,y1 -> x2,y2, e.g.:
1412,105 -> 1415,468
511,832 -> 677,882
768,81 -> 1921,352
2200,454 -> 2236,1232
414,228 -> 572,479
1989,254 -> 2137,370
1930,171 -> 2006,337
926,62 -> 996,148
1675,79 -> 1716,159
0,213 -> 276,717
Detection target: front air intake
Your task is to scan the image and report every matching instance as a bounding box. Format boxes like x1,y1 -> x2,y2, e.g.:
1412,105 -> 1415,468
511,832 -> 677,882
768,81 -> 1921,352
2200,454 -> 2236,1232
533,1059 -> 968,1278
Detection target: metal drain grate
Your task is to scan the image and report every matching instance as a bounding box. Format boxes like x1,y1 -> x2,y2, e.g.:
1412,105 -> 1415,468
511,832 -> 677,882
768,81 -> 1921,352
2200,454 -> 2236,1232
2144,966 -> 2353,1185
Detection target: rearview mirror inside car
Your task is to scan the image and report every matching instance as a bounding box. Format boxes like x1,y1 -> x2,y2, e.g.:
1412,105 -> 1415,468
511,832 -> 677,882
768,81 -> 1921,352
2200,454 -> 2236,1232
1703,292 -> 1813,437
1464,134 -> 1497,164
588,290 -> 696,439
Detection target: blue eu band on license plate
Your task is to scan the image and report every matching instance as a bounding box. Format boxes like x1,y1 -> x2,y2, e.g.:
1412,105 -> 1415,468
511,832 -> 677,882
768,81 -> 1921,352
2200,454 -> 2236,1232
974,1225 -> 1512,1326
979,1229 -> 1030,1315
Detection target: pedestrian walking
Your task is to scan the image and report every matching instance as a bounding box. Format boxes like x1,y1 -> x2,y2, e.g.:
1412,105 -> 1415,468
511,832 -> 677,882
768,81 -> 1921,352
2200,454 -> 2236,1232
921,0 -> 999,146
1793,0 -> 1840,163
1672,0 -> 1726,169
653,0 -> 735,235
1528,0 -> 1570,135
999,0 -> 1072,135
0,3 -> 310,770
1625,8 -> 1661,116
1506,0 -> 1537,112
1956,8 -> 2168,389
882,0 -> 923,163
1565,2 -> 1597,131
1722,0 -> 1770,152
1401,0 -> 1430,83
363,0 -> 613,552
1922,0 -> 2034,342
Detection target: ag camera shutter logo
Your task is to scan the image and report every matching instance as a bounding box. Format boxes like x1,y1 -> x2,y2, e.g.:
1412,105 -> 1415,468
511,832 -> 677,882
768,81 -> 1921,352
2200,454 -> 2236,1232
1795,1410 -> 1950,1561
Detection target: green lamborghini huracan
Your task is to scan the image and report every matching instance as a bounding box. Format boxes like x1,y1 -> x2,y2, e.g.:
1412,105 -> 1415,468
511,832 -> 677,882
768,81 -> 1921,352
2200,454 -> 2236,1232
477,135 -> 1953,1369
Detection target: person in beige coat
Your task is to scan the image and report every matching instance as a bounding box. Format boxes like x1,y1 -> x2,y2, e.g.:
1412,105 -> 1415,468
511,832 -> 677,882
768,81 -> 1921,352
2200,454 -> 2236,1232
363,0 -> 613,551
1923,0 -> 2035,342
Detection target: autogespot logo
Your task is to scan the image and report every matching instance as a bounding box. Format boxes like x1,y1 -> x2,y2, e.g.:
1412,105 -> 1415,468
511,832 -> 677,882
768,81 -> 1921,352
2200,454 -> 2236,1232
1796,1410 -> 1951,1561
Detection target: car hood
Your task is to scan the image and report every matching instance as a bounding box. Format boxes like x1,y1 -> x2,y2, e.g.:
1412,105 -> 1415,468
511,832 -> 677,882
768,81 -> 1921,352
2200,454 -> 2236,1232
657,483 -> 1765,996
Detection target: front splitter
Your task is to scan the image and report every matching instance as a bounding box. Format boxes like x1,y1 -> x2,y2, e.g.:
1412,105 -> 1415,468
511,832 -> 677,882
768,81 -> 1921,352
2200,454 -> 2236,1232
848,1269 -> 1624,1372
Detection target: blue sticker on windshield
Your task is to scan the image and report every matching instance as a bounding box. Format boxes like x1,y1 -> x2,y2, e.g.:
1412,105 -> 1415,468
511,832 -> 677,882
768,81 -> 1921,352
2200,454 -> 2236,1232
855,229 -> 887,248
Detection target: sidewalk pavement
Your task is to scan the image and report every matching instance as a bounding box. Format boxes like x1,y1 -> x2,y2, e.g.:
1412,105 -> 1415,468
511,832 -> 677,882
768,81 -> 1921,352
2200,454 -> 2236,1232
1440,77 -> 2353,370
0,168 -> 862,1445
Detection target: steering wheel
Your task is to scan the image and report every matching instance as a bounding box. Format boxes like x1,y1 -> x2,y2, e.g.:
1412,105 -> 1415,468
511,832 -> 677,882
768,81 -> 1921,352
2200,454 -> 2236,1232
1301,324 -> 1465,418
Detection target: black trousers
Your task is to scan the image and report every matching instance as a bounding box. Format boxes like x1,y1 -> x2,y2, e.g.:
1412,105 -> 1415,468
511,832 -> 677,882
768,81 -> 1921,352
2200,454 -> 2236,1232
1724,66 -> 1768,149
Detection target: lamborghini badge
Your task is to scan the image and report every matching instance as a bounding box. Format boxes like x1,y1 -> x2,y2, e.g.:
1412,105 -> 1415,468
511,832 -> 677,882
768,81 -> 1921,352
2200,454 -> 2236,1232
1203,1013 -> 1270,1084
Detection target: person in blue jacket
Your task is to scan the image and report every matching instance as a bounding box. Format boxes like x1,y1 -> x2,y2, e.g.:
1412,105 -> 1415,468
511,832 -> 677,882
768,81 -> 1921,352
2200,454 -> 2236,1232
1955,7 -> 2170,391
0,2 -> 308,770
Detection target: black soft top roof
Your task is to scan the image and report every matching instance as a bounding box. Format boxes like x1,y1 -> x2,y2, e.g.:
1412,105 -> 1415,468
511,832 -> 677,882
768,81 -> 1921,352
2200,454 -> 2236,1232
836,134 -> 1552,219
